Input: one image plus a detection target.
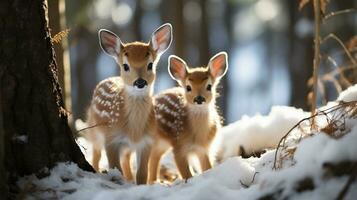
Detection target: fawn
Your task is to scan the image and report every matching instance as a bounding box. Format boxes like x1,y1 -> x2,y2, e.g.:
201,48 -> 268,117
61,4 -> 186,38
148,52 -> 228,183
84,23 -> 172,184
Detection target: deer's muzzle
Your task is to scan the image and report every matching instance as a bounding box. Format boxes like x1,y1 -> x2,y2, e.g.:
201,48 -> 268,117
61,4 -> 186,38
133,78 -> 148,89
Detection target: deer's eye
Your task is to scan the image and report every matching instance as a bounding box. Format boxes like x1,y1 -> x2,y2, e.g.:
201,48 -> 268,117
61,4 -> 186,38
123,64 -> 130,72
147,63 -> 153,71
207,84 -> 212,91
186,85 -> 192,92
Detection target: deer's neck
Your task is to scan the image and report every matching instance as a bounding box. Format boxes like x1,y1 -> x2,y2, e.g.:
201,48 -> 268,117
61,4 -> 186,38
187,102 -> 216,132
185,102 -> 218,146
122,85 -> 153,139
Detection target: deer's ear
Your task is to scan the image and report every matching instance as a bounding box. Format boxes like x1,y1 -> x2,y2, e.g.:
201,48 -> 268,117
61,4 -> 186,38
208,52 -> 228,79
98,29 -> 122,58
150,23 -> 173,55
168,55 -> 187,81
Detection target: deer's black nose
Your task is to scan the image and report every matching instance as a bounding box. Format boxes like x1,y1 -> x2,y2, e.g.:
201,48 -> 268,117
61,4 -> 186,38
133,78 -> 147,89
194,96 -> 206,104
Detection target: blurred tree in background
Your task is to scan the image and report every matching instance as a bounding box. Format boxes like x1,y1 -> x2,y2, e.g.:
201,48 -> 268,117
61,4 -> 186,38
61,0 -> 357,124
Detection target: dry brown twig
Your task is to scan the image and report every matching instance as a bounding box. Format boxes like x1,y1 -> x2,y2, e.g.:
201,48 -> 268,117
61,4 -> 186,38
323,8 -> 356,22
240,172 -> 259,188
336,162 -> 357,200
322,34 -> 357,65
346,36 -> 357,52
324,56 -> 352,88
273,101 -> 357,170
75,122 -> 111,134
310,36 -> 357,103
299,0 -> 329,14
309,0 -> 323,128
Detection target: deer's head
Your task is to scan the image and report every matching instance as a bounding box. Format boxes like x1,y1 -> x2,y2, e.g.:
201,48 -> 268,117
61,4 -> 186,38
98,23 -> 172,96
168,52 -> 228,105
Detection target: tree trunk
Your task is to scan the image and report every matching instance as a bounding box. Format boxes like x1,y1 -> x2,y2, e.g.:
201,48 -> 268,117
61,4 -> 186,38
0,91 -> 6,200
198,0 -> 210,66
0,0 -> 93,192
288,1 -> 314,110
48,0 -> 72,122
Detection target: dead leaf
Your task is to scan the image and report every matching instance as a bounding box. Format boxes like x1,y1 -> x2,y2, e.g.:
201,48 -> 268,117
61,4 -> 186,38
299,0 -> 311,10
321,123 -> 338,136
320,0 -> 330,14
346,36 -> 357,52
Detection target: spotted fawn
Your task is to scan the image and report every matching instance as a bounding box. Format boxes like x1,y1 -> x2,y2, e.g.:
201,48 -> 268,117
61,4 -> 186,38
148,52 -> 228,182
84,24 -> 172,184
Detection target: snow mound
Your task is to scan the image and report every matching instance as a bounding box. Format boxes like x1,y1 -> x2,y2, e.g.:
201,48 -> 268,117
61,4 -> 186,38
217,106 -> 309,161
259,124 -> 357,199
17,84 -> 357,199
17,163 -> 127,200
338,84 -> 357,102
19,127 -> 357,199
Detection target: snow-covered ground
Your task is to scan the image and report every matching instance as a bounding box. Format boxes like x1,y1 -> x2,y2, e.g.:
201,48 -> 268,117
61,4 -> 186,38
18,85 -> 357,200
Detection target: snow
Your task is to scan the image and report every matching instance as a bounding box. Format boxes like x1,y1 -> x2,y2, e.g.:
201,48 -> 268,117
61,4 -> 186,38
12,135 -> 28,143
217,106 -> 309,161
338,84 -> 357,102
18,84 -> 357,199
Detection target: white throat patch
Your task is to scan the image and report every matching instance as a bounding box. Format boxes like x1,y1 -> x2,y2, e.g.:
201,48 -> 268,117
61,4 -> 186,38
188,103 -> 211,115
125,85 -> 152,97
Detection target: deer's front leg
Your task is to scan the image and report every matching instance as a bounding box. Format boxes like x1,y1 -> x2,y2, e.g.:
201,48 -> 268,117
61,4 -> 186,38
92,146 -> 102,171
173,148 -> 192,180
196,149 -> 212,172
148,140 -> 170,184
105,142 -> 122,172
121,150 -> 133,181
136,143 -> 152,184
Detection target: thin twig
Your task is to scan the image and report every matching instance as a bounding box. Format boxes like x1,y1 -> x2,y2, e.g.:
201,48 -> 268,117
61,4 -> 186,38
322,33 -> 357,65
240,172 -> 259,188
317,78 -> 327,105
335,163 -> 357,200
311,0 -> 321,127
273,101 -> 357,170
323,9 -> 356,22
322,47 -> 357,58
76,122 -> 111,134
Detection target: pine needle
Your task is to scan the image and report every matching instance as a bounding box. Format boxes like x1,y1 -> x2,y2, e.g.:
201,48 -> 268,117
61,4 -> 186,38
51,29 -> 70,44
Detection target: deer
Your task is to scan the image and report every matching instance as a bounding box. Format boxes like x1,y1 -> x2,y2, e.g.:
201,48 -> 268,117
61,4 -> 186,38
148,52 -> 228,183
83,23 -> 172,184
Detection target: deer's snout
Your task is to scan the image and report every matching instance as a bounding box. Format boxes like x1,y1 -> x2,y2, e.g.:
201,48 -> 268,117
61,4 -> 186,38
193,96 -> 206,104
133,78 -> 148,89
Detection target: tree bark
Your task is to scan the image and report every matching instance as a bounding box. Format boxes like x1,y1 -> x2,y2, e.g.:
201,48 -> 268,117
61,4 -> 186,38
48,0 -> 72,121
0,0 -> 93,191
0,84 -> 7,200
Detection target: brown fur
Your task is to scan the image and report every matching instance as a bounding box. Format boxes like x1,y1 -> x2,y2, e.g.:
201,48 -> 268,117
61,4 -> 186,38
86,43 -> 157,184
85,24 -> 172,184
118,42 -> 157,87
148,53 -> 227,183
149,72 -> 222,183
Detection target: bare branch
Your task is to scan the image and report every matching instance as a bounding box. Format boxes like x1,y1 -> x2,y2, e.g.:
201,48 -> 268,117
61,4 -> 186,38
273,101 -> 357,170
322,33 -> 357,65
76,122 -> 111,134
311,0 -> 322,127
323,9 -> 356,22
